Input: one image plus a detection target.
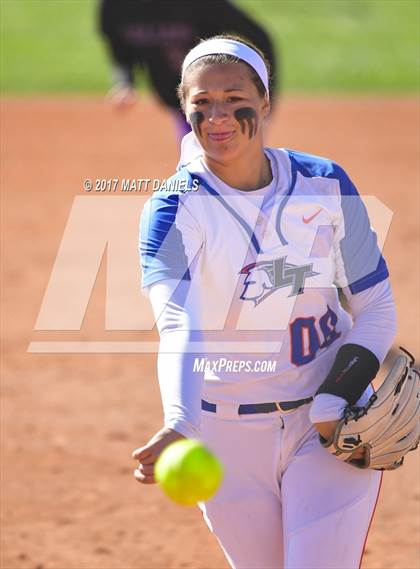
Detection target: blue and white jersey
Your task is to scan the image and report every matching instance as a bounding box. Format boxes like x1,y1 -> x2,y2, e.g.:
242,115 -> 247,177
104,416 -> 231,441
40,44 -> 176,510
139,148 -> 389,403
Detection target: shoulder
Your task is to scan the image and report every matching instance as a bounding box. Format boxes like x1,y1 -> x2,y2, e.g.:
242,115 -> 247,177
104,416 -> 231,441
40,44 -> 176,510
140,168 -> 203,238
279,148 -> 358,196
152,168 -> 199,199
284,149 -> 337,176
143,168 -> 198,211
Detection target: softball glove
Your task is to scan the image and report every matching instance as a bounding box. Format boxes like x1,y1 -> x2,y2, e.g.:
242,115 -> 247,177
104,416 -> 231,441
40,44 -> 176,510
321,348 -> 420,470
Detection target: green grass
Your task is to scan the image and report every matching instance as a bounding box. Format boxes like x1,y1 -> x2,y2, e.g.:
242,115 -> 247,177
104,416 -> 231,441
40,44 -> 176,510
1,0 -> 418,94
242,0 -> 419,92
0,0 -> 109,93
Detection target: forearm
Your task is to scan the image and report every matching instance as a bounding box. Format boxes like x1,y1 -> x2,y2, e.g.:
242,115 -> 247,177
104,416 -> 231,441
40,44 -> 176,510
343,279 -> 397,362
101,30 -> 136,88
112,64 -> 135,88
310,279 -> 397,423
157,330 -> 203,438
149,280 -> 204,438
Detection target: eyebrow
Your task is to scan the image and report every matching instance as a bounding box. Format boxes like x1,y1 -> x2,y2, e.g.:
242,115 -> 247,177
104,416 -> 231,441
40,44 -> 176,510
191,88 -> 246,95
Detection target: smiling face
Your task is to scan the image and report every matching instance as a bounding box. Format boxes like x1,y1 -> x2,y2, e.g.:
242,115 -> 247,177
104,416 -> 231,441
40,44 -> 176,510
183,62 -> 270,165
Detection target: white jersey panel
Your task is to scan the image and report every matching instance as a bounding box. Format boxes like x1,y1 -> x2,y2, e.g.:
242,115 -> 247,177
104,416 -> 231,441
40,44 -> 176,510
139,148 -> 390,404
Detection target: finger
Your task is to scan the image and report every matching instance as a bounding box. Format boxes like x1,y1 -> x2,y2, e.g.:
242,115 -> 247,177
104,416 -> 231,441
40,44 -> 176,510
134,468 -> 156,485
138,453 -> 157,465
132,447 -> 151,461
132,441 -> 164,462
138,463 -> 155,476
132,449 -> 157,465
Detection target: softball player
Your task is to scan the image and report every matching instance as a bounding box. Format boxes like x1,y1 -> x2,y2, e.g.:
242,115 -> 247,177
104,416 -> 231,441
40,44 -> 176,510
133,35 -> 397,568
99,0 -> 276,140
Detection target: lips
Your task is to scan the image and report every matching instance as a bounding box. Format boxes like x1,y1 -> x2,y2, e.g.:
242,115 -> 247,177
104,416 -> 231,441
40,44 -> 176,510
207,131 -> 235,142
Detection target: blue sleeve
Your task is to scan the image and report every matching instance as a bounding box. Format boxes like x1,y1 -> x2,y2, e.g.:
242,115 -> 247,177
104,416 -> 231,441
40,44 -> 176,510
286,150 -> 389,294
139,192 -> 201,289
333,165 -> 389,294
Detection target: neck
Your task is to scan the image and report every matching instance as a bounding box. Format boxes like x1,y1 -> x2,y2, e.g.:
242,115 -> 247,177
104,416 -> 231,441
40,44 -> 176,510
203,145 -> 272,192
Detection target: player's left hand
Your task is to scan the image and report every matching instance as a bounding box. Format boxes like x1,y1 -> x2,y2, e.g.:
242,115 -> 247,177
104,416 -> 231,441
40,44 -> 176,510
314,421 -> 365,460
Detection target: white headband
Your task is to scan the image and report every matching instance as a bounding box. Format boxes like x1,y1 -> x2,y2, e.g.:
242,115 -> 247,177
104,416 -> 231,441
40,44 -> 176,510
181,38 -> 269,96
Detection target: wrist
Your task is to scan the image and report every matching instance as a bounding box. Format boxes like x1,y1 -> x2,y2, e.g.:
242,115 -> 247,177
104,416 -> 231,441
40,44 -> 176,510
309,393 -> 348,424
315,344 -> 379,404
164,419 -> 200,440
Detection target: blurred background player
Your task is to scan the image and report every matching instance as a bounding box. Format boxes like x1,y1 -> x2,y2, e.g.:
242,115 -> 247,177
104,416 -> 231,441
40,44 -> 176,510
99,0 -> 277,140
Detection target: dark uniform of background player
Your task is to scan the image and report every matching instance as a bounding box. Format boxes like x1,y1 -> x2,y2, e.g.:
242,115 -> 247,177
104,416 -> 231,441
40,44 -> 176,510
99,0 -> 277,140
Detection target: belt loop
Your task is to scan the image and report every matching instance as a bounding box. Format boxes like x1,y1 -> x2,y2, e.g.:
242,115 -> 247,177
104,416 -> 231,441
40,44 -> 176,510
215,402 -> 239,420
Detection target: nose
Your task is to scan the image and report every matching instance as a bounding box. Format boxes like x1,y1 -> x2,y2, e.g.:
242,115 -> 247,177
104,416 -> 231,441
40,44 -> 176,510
208,101 -> 229,124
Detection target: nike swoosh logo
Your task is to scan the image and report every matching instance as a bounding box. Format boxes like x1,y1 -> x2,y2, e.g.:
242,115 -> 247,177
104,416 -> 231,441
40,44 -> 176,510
302,208 -> 322,224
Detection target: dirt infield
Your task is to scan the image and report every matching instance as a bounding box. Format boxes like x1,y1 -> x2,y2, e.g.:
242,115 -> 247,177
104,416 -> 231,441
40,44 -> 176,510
1,95 -> 419,569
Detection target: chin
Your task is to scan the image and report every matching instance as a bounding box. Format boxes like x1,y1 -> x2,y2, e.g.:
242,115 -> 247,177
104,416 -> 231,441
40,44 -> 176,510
204,140 -> 243,163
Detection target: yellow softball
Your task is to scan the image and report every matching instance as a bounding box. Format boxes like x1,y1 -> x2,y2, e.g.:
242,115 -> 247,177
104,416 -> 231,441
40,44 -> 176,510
155,439 -> 224,506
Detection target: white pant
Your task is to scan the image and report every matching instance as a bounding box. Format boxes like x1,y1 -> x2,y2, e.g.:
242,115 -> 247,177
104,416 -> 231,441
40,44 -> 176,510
199,403 -> 382,569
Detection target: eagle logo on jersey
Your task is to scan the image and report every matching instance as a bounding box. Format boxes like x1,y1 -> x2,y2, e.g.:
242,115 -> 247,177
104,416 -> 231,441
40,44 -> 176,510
239,256 -> 319,306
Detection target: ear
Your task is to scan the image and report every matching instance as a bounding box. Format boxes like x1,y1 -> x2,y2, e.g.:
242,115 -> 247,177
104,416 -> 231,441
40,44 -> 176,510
261,93 -> 271,119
